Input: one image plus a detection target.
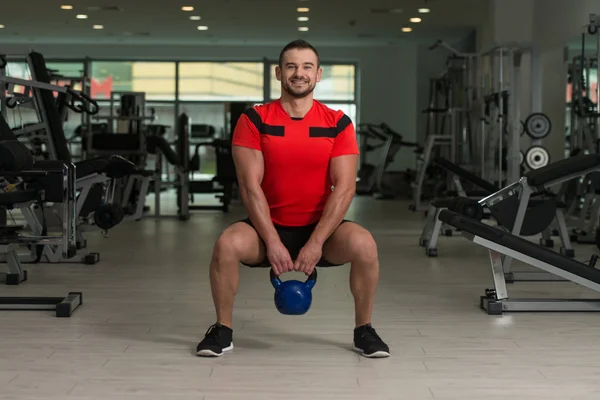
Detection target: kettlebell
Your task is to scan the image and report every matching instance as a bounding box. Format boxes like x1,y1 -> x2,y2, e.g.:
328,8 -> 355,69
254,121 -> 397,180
270,268 -> 317,315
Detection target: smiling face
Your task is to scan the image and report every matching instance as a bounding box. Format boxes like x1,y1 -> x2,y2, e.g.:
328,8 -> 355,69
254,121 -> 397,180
276,48 -> 322,99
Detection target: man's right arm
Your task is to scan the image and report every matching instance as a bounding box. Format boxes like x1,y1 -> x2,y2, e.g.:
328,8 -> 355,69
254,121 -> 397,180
232,146 -> 280,246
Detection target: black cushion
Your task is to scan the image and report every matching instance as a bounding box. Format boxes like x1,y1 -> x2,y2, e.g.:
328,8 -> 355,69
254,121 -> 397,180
74,159 -> 110,179
525,154 -> 600,187
92,134 -> 141,151
34,159 -> 107,180
434,157 -> 499,193
438,209 -> 600,285
0,189 -> 40,206
0,115 -> 17,141
446,190 -> 490,198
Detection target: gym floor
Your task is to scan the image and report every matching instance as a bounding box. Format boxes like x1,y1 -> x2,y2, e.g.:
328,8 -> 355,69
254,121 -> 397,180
2,195 -> 600,399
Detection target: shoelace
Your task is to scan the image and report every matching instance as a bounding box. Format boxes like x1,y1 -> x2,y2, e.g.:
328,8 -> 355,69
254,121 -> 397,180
360,325 -> 382,342
204,324 -> 220,339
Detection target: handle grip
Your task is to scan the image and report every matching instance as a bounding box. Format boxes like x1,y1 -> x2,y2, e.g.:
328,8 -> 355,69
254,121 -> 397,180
270,268 -> 318,290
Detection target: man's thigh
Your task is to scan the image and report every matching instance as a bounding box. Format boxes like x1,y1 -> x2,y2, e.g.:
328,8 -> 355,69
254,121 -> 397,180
221,219 -> 266,266
322,221 -> 375,266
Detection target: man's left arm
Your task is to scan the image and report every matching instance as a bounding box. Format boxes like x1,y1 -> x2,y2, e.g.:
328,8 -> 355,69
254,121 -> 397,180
308,154 -> 358,246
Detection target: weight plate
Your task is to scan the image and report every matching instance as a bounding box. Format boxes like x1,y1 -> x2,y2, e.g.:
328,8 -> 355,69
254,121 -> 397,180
524,113 -> 552,139
525,146 -> 550,169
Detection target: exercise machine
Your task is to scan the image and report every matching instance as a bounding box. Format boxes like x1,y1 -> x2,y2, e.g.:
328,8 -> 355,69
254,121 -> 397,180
373,123 -> 420,200
0,52 -> 150,264
412,40 -> 547,212
0,139 -> 82,317
356,123 -> 387,195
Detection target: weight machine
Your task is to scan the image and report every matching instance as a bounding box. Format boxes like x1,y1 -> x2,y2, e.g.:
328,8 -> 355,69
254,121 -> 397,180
411,40 -> 550,212
560,14 -> 600,245
356,122 -> 417,198
0,52 -> 150,264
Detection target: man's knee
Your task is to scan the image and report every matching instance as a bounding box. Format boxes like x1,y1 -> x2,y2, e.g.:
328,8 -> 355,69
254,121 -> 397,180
213,229 -> 245,263
212,223 -> 263,266
348,227 -> 379,264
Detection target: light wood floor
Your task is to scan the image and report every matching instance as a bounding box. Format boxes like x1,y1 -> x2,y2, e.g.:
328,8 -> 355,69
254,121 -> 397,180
1,195 -> 600,399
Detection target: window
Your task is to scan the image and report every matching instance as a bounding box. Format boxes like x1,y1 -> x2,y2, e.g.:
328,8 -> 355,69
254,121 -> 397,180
90,61 -> 176,101
46,62 -> 85,78
2,62 -> 29,96
269,63 -> 355,101
322,103 -> 357,126
47,62 -> 86,92
178,62 -> 264,101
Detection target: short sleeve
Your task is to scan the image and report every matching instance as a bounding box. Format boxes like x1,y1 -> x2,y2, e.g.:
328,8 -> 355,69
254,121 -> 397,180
331,114 -> 359,158
231,109 -> 262,151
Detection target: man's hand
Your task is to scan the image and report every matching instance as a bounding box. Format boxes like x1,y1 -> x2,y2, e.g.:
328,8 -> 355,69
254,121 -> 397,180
294,240 -> 323,275
267,241 -> 294,276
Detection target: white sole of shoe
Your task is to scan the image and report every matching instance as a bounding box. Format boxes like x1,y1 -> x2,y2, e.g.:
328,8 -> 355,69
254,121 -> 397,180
196,343 -> 234,357
353,345 -> 390,358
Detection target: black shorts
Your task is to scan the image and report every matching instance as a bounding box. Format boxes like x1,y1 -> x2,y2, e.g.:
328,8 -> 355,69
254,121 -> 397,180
237,218 -> 351,268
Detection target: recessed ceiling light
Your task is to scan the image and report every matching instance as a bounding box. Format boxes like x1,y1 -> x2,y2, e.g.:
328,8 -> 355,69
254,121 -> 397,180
418,8 -> 430,13
76,14 -> 88,19
61,5 -> 73,10
93,25 -> 104,29
0,25 -> 4,29
298,26 -> 309,31
410,17 -> 422,23
190,16 -> 201,20
197,25 -> 208,30
402,27 -> 412,32
182,6 -> 194,11
297,7 -> 309,12
297,16 -> 309,22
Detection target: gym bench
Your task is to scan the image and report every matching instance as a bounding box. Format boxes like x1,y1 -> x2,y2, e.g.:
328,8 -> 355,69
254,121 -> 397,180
421,157 -> 575,265
474,154 -> 600,282
438,209 -> 600,315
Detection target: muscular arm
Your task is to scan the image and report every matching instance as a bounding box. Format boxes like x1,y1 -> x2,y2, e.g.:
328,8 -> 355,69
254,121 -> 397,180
232,146 -> 280,246
308,154 -> 358,246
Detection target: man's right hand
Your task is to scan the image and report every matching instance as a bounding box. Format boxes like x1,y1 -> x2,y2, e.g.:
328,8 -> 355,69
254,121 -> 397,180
267,241 -> 294,276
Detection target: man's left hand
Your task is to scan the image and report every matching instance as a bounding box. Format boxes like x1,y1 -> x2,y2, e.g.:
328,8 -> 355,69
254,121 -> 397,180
294,240 -> 323,275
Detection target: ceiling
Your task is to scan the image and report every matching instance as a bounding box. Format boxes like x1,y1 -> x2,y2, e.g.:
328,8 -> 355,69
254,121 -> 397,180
0,0 -> 489,46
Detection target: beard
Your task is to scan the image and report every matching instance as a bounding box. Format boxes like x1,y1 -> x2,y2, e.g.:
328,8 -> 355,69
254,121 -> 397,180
282,77 -> 316,98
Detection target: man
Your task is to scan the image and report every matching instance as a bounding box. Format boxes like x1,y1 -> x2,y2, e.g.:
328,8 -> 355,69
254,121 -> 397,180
196,39 -> 390,359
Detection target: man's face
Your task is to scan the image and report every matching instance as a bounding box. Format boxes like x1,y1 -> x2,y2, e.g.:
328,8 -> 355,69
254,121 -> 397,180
276,48 -> 322,99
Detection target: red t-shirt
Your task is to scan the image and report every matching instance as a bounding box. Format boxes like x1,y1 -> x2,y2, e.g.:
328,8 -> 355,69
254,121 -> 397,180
232,99 -> 359,227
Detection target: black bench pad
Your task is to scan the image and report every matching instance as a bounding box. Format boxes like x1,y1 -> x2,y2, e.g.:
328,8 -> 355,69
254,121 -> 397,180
0,189 -> 40,206
434,157 -> 499,193
525,154 -> 600,187
438,209 -> 600,285
446,190 -> 490,198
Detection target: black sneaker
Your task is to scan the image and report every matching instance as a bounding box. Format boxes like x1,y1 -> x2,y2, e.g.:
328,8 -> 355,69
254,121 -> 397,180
353,324 -> 390,358
196,323 -> 234,357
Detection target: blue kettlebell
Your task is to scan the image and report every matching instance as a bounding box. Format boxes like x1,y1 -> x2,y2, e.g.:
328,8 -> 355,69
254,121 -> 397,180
270,268 -> 317,315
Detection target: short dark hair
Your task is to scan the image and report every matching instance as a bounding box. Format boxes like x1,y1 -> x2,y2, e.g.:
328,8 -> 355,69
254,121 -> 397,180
278,39 -> 320,67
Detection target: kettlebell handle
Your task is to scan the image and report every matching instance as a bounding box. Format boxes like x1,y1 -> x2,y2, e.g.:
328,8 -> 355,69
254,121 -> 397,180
269,268 -> 318,289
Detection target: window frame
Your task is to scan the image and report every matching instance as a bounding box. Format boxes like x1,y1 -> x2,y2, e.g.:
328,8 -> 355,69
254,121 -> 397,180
2,56 -> 360,136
